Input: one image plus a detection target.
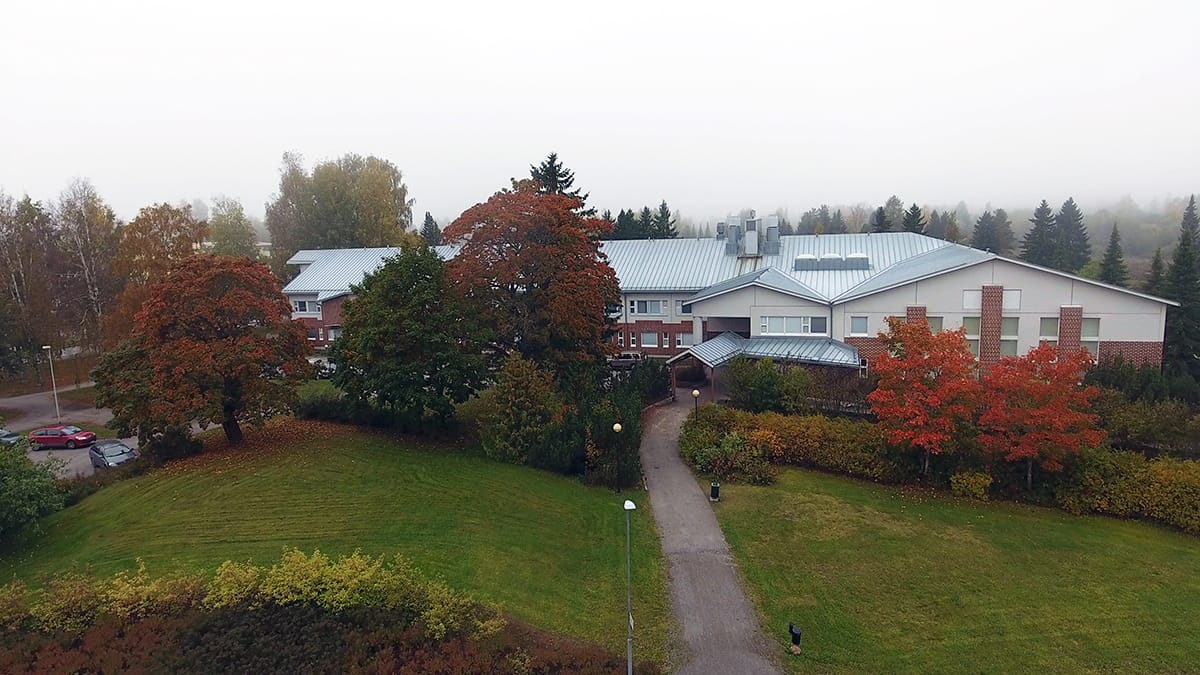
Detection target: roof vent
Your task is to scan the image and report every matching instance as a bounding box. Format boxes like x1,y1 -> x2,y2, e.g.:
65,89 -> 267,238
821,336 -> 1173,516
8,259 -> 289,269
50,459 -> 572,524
820,253 -> 844,262
793,253 -> 819,271
725,224 -> 742,255
716,222 -> 726,240
844,252 -> 870,270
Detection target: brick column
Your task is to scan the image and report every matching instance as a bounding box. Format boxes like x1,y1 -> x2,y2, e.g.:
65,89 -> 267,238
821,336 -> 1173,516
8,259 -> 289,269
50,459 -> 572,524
979,285 -> 1003,367
1059,306 -> 1082,353
905,305 -> 927,325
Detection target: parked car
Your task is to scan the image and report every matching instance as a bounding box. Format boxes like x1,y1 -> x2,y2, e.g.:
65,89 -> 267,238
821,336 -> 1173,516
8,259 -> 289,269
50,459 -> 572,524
89,440 -> 138,469
609,351 -> 647,371
28,424 -> 97,449
0,429 -> 21,446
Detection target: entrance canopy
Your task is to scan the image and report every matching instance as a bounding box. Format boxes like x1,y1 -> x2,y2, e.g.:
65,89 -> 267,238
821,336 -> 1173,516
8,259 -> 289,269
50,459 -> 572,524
666,331 -> 861,369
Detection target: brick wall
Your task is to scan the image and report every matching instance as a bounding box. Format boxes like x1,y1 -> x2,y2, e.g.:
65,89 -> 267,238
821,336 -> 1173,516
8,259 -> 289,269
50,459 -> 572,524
845,336 -> 887,362
1099,341 -> 1163,367
979,285 -> 1003,367
620,320 -> 695,356
905,305 -> 927,325
1058,306 -> 1082,353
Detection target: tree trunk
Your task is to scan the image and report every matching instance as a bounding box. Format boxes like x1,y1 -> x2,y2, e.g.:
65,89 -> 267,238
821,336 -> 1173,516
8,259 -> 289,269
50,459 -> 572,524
222,413 -> 243,445
922,449 -> 930,477
1026,457 -> 1033,491
222,376 -> 243,445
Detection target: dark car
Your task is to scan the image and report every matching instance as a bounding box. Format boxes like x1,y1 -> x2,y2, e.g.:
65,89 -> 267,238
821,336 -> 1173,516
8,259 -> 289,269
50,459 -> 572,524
29,424 -> 97,449
89,440 -> 138,469
0,428 -> 21,446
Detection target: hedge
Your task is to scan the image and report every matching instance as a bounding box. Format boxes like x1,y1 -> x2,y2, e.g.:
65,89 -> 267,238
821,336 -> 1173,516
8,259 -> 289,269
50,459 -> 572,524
1057,447 -> 1200,534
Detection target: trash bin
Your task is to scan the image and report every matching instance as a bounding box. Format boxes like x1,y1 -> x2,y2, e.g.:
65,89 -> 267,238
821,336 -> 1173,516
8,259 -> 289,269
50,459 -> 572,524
710,481 -> 720,502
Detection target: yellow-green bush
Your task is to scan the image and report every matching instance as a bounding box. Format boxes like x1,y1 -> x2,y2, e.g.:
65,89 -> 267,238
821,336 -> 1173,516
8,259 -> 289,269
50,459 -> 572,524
0,580 -> 31,633
950,472 -> 993,500
27,569 -> 106,634
1057,447 -> 1200,534
204,560 -> 262,609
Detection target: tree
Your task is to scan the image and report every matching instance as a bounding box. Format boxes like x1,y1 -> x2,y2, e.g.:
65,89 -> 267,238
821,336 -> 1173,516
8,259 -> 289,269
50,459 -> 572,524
1165,196 -> 1200,377
612,209 -> 642,239
1143,247 -> 1167,296
943,211 -> 961,242
901,203 -> 926,233
54,179 -> 121,350
208,197 -> 259,258
971,209 -> 1015,254
867,316 -> 981,476
978,345 -> 1104,491
926,210 -> 945,239
530,152 -> 593,215
265,152 -> 312,277
93,256 -> 310,445
1097,224 -> 1130,286
329,246 -> 487,427
443,182 -> 621,376
637,206 -> 655,238
1020,200 -> 1057,267
883,195 -> 905,230
651,201 -> 677,238
726,356 -> 784,413
0,440 -> 63,540
954,201 -> 972,231
871,206 -> 891,233
1054,197 -> 1091,272
420,211 -> 441,246
828,209 -> 847,234
478,355 -> 562,465
0,193 -> 59,371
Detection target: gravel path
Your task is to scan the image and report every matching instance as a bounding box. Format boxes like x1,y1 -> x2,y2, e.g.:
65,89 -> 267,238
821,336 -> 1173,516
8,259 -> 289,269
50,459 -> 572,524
641,392 -> 781,674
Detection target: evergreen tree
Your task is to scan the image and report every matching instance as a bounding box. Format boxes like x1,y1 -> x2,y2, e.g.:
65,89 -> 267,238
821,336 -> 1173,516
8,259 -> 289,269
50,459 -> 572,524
1164,196 -> 1200,377
884,195 -> 905,229
1020,200 -> 1057,267
990,208 -> 1016,254
828,209 -> 847,234
1097,224 -> 1129,286
943,212 -> 961,242
901,203 -> 926,233
529,152 -> 593,215
1144,247 -> 1167,296
420,211 -> 441,246
637,206 -> 655,238
1054,198 -> 1091,273
954,201 -> 972,231
871,206 -> 892,233
926,210 -> 944,239
600,209 -> 614,223
651,200 -> 677,238
613,209 -> 639,239
777,214 -> 794,235
971,210 -> 998,251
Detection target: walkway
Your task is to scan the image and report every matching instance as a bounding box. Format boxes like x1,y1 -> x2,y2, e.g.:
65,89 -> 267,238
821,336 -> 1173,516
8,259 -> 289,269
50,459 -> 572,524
641,391 -> 781,674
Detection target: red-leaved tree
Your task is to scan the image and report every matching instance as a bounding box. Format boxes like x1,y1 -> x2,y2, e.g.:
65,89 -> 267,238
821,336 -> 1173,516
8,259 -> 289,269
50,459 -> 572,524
442,180 -> 620,375
867,316 -> 981,476
978,344 -> 1105,490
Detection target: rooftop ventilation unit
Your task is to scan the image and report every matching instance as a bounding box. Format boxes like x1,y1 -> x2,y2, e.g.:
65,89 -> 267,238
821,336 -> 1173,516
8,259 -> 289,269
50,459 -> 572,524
725,224 -> 742,255
743,228 -> 759,256
763,225 -> 781,254
793,253 -> 820,271
716,222 -> 726,240
844,252 -> 871,270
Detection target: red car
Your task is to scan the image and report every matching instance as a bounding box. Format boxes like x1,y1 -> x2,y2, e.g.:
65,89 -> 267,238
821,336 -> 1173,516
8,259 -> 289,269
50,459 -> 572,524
28,424 -> 97,449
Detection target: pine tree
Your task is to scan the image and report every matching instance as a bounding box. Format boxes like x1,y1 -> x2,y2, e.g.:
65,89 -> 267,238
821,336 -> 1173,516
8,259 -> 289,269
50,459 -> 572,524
926,210 -> 945,239
420,211 -> 441,246
1021,200 -> 1057,267
828,209 -> 847,234
1054,198 -> 1091,273
1164,195 -> 1200,377
871,206 -> 892,233
991,208 -> 1016,255
1144,248 -> 1167,296
637,206 -> 655,238
614,209 -> 639,239
954,201 -> 972,231
651,201 -> 677,238
971,210 -> 998,251
901,203 -> 926,233
884,195 -> 905,229
943,212 -> 961,242
1097,224 -> 1129,286
529,152 -> 594,215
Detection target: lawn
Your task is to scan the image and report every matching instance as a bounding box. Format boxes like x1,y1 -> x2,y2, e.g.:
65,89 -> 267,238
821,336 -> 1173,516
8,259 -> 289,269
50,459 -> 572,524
715,469 -> 1200,674
1,419 -> 671,662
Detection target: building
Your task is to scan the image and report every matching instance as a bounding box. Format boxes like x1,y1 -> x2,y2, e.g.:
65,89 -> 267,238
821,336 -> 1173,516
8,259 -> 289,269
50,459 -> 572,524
282,218 -> 1174,371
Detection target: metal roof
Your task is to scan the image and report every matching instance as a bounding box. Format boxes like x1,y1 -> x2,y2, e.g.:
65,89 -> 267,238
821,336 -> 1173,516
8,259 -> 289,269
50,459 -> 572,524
833,244 -> 993,302
283,245 -> 459,300
685,267 -> 823,305
668,332 -> 861,368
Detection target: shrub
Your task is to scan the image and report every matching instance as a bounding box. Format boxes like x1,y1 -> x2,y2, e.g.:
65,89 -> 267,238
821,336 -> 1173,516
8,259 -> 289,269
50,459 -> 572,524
479,356 -> 562,465
622,359 -> 671,404
143,425 -> 203,462
1057,446 -> 1200,534
727,356 -> 784,413
28,569 -> 108,634
679,405 -> 744,466
0,441 -> 64,539
688,432 -> 776,485
949,472 -> 993,500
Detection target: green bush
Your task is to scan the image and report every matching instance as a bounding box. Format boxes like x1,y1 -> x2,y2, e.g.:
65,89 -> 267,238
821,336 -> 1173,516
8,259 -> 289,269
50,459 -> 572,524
1057,446 -> 1200,534
688,432 -> 776,485
739,412 -> 903,482
726,356 -> 784,413
0,441 -> 64,539
479,356 -> 562,466
950,472 -> 993,500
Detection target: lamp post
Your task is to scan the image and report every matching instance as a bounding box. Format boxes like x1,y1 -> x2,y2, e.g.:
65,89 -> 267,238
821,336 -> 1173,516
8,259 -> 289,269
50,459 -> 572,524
623,498 -> 636,675
613,422 -> 622,492
42,345 -> 60,423
691,388 -> 700,412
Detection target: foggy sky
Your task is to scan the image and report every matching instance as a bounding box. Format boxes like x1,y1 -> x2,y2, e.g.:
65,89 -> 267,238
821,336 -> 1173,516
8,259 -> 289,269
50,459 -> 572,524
2,0 -> 1197,225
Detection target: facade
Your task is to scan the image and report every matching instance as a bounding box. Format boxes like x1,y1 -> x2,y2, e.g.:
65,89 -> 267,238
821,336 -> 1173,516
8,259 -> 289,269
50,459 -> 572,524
282,224 -> 1173,369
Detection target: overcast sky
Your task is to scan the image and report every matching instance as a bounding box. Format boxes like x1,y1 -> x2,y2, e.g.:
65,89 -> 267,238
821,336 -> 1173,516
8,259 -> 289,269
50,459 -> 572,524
2,0 -> 1197,225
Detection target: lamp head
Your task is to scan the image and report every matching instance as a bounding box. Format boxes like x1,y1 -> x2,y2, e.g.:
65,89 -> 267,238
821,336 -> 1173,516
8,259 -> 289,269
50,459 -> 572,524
623,499 -> 636,511
692,389 -> 700,398
613,423 -> 622,434
41,345 -> 51,350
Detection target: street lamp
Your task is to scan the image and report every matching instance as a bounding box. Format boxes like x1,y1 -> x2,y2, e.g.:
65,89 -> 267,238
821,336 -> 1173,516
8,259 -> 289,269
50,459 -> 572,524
42,345 -> 60,423
691,388 -> 700,412
623,498 -> 637,675
613,422 -> 622,493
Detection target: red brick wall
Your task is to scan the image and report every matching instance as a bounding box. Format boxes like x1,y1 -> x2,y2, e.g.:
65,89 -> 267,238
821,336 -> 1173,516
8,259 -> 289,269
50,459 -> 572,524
621,320 -> 695,356
845,336 -> 887,361
1099,341 -> 1163,367
979,285 -> 1003,367
905,305 -> 927,325
1058,306 -> 1082,353
321,296 -> 346,327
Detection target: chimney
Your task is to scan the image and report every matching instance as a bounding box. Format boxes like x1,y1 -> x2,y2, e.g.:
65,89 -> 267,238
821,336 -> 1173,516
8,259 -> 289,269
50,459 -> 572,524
716,222 -> 726,240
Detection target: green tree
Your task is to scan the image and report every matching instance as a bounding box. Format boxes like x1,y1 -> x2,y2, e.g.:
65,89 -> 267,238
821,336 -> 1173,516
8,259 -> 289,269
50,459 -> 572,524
0,440 -> 64,540
1164,196 -> 1200,377
828,209 -> 847,234
330,246 -> 487,427
637,206 -> 655,237
871,206 -> 892,233
479,355 -> 562,465
612,208 -> 641,239
884,195 -> 905,229
901,203 -> 926,233
726,356 -> 785,413
925,210 -> 945,239
651,200 -> 677,238
943,211 -> 961,242
530,152 -> 593,215
1054,198 -> 1091,273
1143,247 -> 1167,296
420,211 -> 441,246
209,197 -> 257,258
265,152 -> 312,277
1020,200 -> 1057,267
1097,224 -> 1129,286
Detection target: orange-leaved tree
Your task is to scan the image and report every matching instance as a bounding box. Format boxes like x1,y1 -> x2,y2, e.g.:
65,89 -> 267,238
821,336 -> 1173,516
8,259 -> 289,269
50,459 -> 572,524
978,344 -> 1105,491
867,316 -> 981,476
442,180 -> 620,375
93,256 -> 309,445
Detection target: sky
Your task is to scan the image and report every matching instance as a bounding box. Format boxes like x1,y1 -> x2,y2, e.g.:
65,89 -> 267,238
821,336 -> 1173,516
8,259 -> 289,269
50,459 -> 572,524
2,0 -> 1197,225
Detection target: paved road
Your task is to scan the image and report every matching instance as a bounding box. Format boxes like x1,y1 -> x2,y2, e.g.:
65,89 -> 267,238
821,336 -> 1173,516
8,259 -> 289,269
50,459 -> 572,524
641,391 -> 781,674
1,382 -> 121,478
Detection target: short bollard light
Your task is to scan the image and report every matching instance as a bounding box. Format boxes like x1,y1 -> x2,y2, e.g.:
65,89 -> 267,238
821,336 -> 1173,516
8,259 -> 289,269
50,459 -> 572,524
788,623 -> 802,654
709,481 -> 720,502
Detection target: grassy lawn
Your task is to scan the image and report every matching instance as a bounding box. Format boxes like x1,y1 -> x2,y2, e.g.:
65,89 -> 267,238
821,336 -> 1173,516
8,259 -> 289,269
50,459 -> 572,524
58,385 -> 97,407
715,468 -> 1200,674
1,420 -> 671,662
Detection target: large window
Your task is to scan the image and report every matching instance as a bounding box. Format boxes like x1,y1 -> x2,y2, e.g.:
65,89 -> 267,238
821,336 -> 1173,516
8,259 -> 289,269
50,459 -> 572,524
761,315 -> 828,336
640,332 -> 659,348
1082,318 -> 1100,357
675,300 -> 692,315
1000,317 -> 1019,357
927,316 -> 944,333
676,332 -> 694,347
293,300 -> 318,313
962,316 -> 981,357
1039,317 -> 1059,346
629,300 -> 665,315
849,316 -> 869,336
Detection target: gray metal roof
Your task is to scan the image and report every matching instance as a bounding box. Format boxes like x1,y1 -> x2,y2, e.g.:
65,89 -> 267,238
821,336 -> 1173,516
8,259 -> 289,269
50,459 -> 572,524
669,332 -> 861,368
283,245 -> 459,300
685,267 -> 823,305
833,244 -> 993,302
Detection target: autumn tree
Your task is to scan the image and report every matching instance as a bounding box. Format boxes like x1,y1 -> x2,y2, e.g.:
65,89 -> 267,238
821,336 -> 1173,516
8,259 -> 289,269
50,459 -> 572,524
54,179 -> 121,350
866,316 -> 981,476
209,196 -> 258,258
329,246 -> 487,427
443,181 -> 620,376
942,211 -> 962,242
265,152 -> 312,276
0,193 -> 59,372
93,256 -> 309,445
978,345 -> 1104,490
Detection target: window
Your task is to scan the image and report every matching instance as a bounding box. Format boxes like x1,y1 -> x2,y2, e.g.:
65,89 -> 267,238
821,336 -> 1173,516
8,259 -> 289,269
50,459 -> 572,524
849,316 -> 869,336
1082,318 -> 1100,357
1039,317 -> 1059,346
963,290 -> 982,310
927,316 -> 944,333
662,332 -> 670,348
676,300 -> 692,315
318,328 -> 325,341
629,332 -> 637,347
676,332 -> 694,347
962,316 -> 980,357
760,315 -> 828,336
307,328 -> 318,341
327,327 -> 342,341
640,332 -> 658,348
1003,290 -> 1022,311
294,300 -> 315,313
618,332 -> 624,347
629,300 -> 665,315
1000,317 -> 1019,357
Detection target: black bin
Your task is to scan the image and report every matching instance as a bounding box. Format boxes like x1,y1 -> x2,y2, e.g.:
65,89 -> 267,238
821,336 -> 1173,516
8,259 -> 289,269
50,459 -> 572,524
710,481 -> 720,502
